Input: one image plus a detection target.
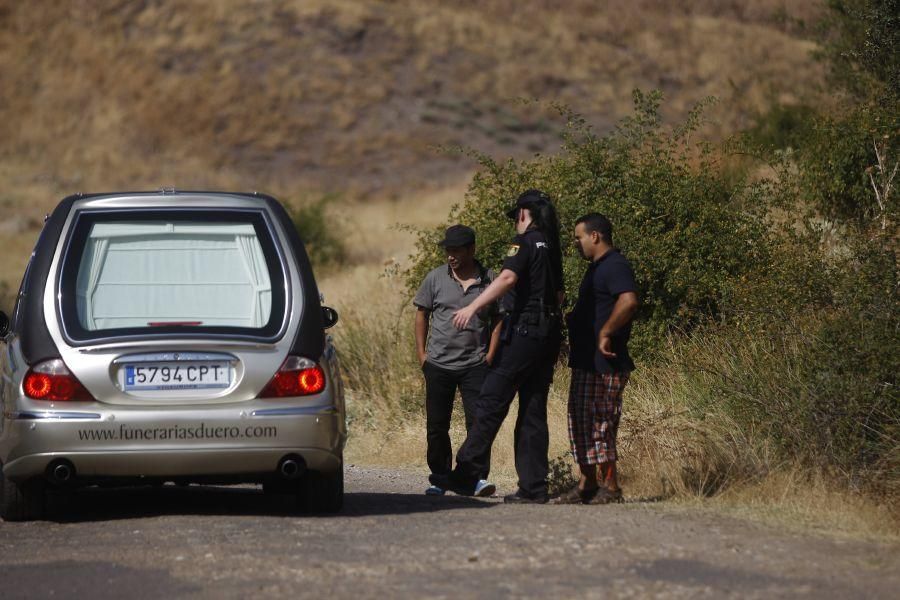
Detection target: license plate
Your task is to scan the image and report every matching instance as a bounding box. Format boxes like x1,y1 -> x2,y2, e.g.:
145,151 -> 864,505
123,362 -> 232,391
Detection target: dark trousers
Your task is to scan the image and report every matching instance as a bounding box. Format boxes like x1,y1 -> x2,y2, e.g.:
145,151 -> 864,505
423,361 -> 489,478
453,329 -> 560,498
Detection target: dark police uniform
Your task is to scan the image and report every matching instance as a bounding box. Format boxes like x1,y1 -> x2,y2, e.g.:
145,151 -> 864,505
450,227 -> 563,500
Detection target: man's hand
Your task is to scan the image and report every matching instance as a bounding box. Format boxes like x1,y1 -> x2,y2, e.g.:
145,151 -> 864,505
598,333 -> 617,358
452,305 -> 477,330
453,269 -> 517,331
418,351 -> 427,367
596,292 -> 638,360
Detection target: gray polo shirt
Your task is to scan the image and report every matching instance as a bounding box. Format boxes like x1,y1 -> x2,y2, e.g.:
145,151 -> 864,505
413,262 -> 498,370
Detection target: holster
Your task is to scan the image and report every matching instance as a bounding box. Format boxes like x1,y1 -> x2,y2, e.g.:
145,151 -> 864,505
513,311 -> 560,339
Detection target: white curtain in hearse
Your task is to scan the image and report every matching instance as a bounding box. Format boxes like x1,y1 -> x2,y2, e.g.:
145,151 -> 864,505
76,222 -> 273,330
235,234 -> 273,329
75,237 -> 109,327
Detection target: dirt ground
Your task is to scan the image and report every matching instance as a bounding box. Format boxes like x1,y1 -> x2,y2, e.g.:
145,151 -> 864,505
1,465 -> 897,599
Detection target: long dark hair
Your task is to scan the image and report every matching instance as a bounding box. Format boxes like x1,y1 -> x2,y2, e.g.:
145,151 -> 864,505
520,190 -> 564,302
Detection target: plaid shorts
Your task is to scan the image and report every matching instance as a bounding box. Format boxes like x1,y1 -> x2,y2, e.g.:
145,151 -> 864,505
567,369 -> 629,465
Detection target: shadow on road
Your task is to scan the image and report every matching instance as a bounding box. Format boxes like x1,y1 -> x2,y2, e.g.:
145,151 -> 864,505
41,484 -> 494,523
0,560 -> 199,600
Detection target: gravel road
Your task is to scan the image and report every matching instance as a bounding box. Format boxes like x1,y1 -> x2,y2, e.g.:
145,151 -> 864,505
1,465 -> 897,599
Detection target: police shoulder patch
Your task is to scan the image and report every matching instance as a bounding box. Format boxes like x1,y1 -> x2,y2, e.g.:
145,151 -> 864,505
507,244 -> 520,257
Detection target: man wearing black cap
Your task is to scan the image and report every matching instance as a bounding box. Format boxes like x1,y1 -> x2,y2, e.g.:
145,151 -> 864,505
414,224 -> 501,497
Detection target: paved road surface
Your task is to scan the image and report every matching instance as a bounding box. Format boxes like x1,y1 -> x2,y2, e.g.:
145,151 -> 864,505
1,466 -> 897,598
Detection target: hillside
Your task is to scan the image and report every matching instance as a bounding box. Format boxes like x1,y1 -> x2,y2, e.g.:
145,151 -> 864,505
0,0 -> 825,296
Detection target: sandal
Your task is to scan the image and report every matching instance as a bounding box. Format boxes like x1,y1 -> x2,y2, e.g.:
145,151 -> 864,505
551,484 -> 597,504
587,487 -> 624,505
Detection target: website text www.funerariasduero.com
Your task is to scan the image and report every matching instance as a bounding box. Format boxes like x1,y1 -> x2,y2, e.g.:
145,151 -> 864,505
77,423 -> 278,442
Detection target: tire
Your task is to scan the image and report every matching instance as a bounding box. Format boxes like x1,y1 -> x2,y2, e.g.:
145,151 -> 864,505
0,464 -> 46,522
297,464 -> 343,513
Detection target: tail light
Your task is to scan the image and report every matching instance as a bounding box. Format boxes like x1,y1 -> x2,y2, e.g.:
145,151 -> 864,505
23,359 -> 95,402
259,356 -> 326,398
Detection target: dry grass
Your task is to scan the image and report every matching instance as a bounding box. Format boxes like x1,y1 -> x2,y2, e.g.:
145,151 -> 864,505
0,0 -> 825,206
695,470 -> 900,541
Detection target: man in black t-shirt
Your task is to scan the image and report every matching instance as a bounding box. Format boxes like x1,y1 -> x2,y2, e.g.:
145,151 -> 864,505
555,213 -> 639,505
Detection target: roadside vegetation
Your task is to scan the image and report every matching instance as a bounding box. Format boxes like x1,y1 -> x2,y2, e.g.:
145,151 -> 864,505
337,0 -> 899,536
287,195 -> 347,271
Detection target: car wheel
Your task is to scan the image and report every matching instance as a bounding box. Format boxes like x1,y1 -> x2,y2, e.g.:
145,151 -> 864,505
0,463 -> 46,522
297,464 -> 343,513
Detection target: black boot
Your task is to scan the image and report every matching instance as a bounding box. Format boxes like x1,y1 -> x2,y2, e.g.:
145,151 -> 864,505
503,489 -> 549,504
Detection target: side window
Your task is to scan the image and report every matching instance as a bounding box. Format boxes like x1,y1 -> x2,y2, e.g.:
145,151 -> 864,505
10,252 -> 35,334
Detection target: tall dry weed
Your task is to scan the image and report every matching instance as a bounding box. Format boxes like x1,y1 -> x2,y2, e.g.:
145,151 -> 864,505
326,272 -> 423,427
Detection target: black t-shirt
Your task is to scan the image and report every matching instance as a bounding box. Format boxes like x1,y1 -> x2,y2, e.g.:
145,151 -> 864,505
566,249 -> 637,374
500,229 -> 561,316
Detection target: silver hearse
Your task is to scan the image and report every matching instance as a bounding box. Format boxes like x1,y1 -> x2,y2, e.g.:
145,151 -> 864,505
0,191 -> 346,520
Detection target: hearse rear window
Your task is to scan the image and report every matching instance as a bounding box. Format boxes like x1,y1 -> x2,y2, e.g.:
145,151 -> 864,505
59,210 -> 287,341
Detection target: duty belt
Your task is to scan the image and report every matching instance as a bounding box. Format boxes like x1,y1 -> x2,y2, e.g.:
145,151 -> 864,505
505,310 -> 560,340
517,310 -> 560,325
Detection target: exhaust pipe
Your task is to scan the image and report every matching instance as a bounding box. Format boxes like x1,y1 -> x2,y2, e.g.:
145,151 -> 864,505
46,459 -> 76,485
278,455 -> 306,480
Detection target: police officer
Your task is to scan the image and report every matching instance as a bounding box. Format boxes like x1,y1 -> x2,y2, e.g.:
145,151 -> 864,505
430,189 -> 564,503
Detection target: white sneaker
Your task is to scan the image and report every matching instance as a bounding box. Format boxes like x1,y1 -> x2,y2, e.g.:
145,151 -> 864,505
474,479 -> 496,497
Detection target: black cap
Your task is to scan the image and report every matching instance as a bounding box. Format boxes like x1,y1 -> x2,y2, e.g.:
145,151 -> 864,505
438,224 -> 476,247
506,189 -> 552,219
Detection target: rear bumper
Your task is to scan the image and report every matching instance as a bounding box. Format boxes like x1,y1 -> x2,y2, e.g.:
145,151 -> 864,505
1,404 -> 345,481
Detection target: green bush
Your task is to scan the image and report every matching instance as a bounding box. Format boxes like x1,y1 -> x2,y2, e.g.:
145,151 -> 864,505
671,279 -> 898,492
723,114 -> 898,489
721,99 -> 898,489
640,302 -> 896,496
817,0 -> 900,100
795,104 -> 898,228
406,90 -> 772,358
810,237 -> 899,479
287,196 -> 346,270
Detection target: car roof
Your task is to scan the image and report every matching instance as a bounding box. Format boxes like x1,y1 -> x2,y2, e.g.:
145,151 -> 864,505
66,190 -> 277,207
